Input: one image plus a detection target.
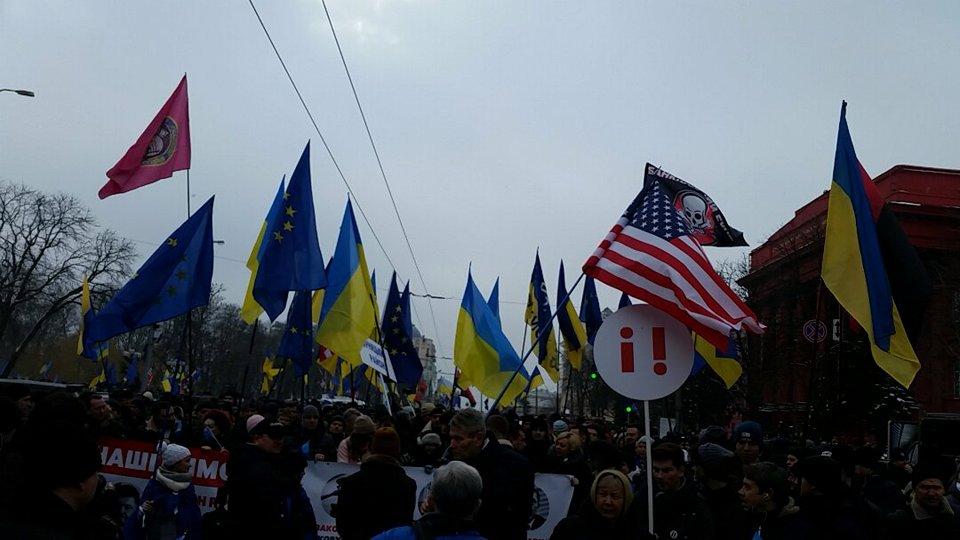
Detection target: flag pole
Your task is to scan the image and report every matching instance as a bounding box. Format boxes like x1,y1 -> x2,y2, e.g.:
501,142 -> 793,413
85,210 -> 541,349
238,319 -> 259,409
488,272 -> 586,414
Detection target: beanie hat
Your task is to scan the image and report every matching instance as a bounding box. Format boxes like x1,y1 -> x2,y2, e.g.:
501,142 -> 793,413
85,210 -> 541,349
246,414 -> 267,434
796,456 -> 842,495
733,421 -> 762,444
352,415 -> 376,435
553,420 -> 569,434
302,405 -> 320,418
419,432 -> 442,447
698,425 -> 727,445
370,427 -> 402,458
590,470 -> 633,517
161,443 -> 191,467
912,460 -> 951,486
698,443 -> 736,480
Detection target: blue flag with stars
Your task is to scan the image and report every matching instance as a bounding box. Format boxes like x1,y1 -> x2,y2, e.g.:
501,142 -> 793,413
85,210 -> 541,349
86,198 -> 214,343
382,274 -> 421,390
277,290 -> 315,377
579,275 -> 602,345
253,142 -> 327,321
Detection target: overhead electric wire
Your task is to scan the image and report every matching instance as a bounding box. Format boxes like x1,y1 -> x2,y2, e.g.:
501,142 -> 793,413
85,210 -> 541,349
318,0 -> 444,354
247,0 -> 397,275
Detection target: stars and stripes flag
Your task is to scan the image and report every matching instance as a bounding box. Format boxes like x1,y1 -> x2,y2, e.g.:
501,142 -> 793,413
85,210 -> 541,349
583,179 -> 763,349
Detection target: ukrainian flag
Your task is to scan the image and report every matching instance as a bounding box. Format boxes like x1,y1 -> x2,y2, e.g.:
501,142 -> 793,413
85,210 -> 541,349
455,270 -> 529,405
821,102 -> 919,387
556,261 -> 587,370
260,356 -> 280,395
241,177 -> 286,324
315,200 -> 377,369
693,334 -> 742,389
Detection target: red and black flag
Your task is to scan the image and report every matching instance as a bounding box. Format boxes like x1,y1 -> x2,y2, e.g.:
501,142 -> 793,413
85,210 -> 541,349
643,163 -> 747,247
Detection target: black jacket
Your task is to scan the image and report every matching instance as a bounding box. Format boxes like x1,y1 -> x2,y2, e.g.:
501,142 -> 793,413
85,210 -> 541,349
550,499 -> 654,540
223,443 -> 287,537
641,478 -> 715,540
336,454 -> 417,540
545,449 -> 593,512
466,437 -> 535,540
0,488 -> 111,540
798,491 -> 879,540
885,500 -> 960,540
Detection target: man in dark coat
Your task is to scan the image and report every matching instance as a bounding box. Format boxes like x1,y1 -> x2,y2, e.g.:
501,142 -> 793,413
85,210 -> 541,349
886,462 -> 960,539
336,427 -> 417,540
643,442 -> 714,539
449,408 -> 534,540
223,415 -> 287,537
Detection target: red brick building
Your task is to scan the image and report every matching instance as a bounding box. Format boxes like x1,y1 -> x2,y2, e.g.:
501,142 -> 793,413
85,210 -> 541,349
739,165 -> 960,435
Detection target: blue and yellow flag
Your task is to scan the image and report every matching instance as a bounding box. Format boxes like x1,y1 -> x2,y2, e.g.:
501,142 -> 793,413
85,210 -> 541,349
525,253 -> 559,383
315,200 -> 377,369
455,270 -> 530,405
579,275 -> 602,346
692,334 -> 742,389
241,177 -> 286,324
253,142 -> 327,321
260,356 -> 280,395
86,198 -> 214,344
556,261 -> 587,370
277,290 -> 315,377
487,278 -> 500,322
125,354 -> 139,387
821,103 -> 920,387
78,276 -> 108,361
383,274 -> 422,391
89,367 -> 106,389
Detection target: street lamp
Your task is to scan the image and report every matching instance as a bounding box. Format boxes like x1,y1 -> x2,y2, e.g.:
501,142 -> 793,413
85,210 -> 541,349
0,89 -> 35,97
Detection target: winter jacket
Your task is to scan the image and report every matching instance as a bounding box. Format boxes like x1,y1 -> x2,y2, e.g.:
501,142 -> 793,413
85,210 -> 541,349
123,470 -> 203,540
0,488 -> 107,540
222,443 -> 286,537
640,478 -> 715,540
464,437 -> 535,540
545,449 -> 593,512
335,454 -> 417,540
885,497 -> 960,540
798,491 -> 879,540
744,498 -> 815,540
373,513 -> 486,540
550,498 -> 654,540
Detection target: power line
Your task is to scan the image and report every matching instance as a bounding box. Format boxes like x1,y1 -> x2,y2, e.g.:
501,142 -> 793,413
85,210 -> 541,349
246,0 -> 397,275
318,0 -> 444,355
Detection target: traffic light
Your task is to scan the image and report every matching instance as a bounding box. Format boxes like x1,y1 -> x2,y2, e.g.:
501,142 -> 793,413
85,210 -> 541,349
625,405 -> 634,413
590,371 -> 598,380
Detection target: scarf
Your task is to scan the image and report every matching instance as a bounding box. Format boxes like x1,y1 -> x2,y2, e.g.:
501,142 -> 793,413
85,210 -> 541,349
155,466 -> 192,492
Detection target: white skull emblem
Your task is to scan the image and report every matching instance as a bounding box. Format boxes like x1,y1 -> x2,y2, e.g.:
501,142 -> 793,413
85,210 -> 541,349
681,194 -> 708,230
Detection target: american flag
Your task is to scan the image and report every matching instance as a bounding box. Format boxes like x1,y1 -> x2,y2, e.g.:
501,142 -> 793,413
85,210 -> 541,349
583,179 -> 763,349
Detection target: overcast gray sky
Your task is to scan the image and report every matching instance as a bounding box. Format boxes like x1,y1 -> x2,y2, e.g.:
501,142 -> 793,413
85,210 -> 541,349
2,1 -> 958,386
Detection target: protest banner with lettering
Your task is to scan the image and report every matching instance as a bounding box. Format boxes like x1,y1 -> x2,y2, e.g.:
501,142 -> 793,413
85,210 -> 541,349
98,438 -> 228,513
97,439 -> 573,539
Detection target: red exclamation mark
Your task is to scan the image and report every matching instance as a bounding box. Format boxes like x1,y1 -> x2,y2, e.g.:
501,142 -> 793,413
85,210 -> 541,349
620,327 -> 634,373
652,327 -> 667,375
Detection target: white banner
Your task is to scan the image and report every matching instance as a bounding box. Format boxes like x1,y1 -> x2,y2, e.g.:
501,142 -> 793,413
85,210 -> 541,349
304,462 -> 574,540
97,439 -> 573,539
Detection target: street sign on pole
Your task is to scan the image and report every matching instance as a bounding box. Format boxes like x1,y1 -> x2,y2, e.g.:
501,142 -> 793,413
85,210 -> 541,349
593,304 -> 694,401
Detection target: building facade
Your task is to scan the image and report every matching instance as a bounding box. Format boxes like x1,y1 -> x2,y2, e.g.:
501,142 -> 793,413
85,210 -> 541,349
739,165 -> 960,436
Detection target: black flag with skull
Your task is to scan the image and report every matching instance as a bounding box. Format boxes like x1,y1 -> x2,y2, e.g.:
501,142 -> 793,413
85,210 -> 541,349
643,163 -> 748,247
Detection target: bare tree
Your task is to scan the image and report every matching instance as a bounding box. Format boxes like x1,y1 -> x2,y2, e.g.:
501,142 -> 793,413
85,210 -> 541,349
0,182 -> 135,376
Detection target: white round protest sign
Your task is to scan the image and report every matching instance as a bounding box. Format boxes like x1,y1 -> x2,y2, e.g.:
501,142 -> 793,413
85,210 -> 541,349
594,304 -> 693,400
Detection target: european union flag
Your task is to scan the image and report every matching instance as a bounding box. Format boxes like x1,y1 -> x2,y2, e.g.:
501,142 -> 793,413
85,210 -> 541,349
277,290 -> 315,377
253,142 -> 327,320
382,273 -> 421,391
86,198 -> 214,343
526,252 -> 559,383
579,275 -> 602,345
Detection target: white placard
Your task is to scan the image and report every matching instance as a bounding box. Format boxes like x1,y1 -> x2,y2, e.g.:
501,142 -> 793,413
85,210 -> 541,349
594,304 -> 693,400
360,338 -> 395,381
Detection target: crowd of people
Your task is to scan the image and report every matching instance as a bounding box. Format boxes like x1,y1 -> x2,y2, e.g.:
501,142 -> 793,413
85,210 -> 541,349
0,385 -> 958,539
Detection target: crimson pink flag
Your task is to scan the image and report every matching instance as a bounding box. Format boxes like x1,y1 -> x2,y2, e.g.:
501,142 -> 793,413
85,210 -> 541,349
100,76 -> 191,199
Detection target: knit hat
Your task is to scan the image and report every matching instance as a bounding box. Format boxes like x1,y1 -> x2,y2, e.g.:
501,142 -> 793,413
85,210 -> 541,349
698,443 -> 736,479
733,421 -> 762,444
698,425 -> 727,446
370,427 -> 402,458
796,456 -> 842,495
352,415 -> 376,435
912,461 -> 951,486
161,443 -> 191,467
419,432 -> 442,447
590,470 -> 633,517
553,419 -> 569,434
302,405 -> 320,418
246,414 -> 267,434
